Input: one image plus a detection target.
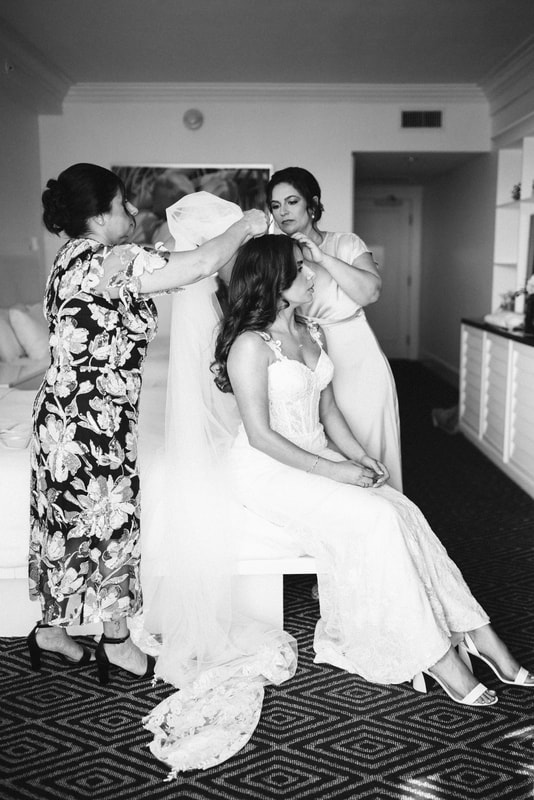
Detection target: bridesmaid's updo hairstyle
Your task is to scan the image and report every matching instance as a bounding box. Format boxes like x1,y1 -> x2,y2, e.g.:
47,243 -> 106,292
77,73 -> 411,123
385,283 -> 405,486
42,163 -> 127,238
212,234 -> 301,393
267,166 -> 325,230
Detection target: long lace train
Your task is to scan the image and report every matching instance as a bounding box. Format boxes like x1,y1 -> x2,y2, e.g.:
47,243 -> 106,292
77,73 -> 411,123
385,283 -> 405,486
139,194 -> 298,775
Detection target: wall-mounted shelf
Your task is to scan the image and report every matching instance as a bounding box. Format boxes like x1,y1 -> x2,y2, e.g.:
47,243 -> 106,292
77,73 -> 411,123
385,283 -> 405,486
491,139 -> 534,311
497,196 -> 534,209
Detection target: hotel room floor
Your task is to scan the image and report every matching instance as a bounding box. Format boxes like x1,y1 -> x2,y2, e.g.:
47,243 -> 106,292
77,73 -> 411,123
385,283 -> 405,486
1,360 -> 533,800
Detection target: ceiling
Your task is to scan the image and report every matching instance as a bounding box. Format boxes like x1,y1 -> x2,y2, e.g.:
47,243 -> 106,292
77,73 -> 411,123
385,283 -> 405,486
1,0 -> 533,185
353,151 -> 491,185
1,0 -> 533,86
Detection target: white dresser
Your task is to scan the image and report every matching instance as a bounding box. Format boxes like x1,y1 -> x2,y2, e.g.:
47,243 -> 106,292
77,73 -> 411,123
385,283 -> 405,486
460,319 -> 534,499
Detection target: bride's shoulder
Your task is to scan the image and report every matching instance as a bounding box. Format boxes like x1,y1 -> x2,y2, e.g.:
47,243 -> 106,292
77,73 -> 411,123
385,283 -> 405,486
229,330 -> 272,359
227,330 -> 274,378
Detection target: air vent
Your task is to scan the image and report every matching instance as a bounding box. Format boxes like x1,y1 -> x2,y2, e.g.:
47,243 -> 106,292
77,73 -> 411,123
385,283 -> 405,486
401,110 -> 442,128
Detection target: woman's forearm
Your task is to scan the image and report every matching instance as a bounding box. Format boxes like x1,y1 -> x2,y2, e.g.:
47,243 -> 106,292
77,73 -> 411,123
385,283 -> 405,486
246,426 -> 340,480
292,231 -> 381,307
319,251 -> 381,307
145,216 -> 257,292
216,254 -> 236,284
320,404 -> 367,462
102,215 -> 264,298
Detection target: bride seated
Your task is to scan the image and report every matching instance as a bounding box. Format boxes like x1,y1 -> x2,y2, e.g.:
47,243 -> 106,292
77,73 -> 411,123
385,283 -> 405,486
141,197 -> 533,778
211,233 -> 533,707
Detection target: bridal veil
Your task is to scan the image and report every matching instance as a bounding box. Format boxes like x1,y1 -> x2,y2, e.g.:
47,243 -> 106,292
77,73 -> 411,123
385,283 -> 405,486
139,192 -> 297,775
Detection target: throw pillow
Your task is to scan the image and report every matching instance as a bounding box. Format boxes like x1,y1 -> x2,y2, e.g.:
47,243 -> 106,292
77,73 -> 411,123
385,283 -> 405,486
0,308 -> 25,362
9,304 -> 49,359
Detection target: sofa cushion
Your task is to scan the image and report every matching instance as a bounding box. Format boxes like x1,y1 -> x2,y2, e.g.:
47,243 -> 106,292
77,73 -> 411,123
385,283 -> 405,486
9,304 -> 49,360
0,309 -> 25,362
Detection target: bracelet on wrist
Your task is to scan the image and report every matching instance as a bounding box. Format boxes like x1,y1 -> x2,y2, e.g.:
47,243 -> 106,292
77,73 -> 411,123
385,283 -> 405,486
307,455 -> 320,473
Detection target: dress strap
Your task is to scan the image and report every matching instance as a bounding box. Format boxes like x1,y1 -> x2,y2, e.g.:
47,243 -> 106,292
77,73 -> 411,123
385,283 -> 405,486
256,331 -> 284,360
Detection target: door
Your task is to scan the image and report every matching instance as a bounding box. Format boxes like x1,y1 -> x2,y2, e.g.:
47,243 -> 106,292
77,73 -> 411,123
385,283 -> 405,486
353,196 -> 414,359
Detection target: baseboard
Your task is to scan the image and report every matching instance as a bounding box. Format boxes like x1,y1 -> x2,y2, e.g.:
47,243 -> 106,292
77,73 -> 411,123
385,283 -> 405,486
419,353 -> 459,390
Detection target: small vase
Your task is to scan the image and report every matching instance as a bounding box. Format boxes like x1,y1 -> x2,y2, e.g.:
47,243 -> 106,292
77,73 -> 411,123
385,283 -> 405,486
524,294 -> 534,334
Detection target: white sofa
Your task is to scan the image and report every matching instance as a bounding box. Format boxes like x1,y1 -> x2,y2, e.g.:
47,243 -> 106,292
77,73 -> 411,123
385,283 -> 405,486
0,303 -> 49,390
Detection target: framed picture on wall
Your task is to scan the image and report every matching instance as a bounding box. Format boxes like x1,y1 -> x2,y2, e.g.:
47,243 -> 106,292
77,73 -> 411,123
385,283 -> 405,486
527,213 -> 534,278
111,163 -> 272,245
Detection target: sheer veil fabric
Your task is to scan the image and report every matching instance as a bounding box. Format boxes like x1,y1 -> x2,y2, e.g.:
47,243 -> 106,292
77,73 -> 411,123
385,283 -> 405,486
138,193 -> 297,776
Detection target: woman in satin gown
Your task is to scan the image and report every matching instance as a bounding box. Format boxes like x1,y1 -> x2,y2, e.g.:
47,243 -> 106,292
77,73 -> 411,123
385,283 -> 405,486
212,233 -> 534,707
267,167 -> 403,491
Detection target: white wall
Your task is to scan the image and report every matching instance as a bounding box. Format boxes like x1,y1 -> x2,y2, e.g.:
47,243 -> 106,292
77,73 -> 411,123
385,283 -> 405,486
419,152 -> 498,379
39,89 -> 491,269
0,85 -> 494,375
0,93 -> 46,305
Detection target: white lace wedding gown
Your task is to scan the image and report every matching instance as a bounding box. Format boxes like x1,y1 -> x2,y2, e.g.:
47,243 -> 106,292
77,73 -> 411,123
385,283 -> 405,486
226,329 -> 490,684
139,194 -> 490,777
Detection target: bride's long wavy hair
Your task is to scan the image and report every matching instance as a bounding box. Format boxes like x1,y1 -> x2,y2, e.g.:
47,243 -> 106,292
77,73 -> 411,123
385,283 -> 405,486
213,234 -> 300,393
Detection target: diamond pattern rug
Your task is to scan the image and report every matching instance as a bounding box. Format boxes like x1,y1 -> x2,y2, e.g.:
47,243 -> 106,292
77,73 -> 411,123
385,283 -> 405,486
1,361 -> 533,800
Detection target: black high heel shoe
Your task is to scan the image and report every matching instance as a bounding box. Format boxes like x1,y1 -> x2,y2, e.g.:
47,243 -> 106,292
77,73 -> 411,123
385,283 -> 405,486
95,631 -> 156,686
27,622 -> 92,672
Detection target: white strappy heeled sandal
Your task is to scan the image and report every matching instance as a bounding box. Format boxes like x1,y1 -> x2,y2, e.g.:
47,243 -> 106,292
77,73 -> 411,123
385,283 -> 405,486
458,632 -> 534,687
412,669 -> 498,707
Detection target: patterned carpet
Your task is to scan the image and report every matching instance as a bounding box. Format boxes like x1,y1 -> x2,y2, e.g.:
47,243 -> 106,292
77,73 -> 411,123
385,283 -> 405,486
1,361 -> 534,800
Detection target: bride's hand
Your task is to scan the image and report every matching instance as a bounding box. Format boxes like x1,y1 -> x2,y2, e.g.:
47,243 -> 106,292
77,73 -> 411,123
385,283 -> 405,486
360,455 -> 389,487
330,460 -> 381,488
241,209 -> 269,238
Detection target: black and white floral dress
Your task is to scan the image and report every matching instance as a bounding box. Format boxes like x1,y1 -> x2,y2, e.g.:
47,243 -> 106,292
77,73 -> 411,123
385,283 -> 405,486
29,237 -> 170,626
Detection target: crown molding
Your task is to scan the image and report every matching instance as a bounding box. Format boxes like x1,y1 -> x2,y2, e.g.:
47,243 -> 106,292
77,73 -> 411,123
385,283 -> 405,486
481,34 -> 534,103
65,82 -> 486,105
0,17 -> 71,113
480,34 -> 534,142
491,110 -> 534,148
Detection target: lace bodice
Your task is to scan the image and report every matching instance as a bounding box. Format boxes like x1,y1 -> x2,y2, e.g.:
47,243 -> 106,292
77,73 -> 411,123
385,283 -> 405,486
259,330 -> 334,453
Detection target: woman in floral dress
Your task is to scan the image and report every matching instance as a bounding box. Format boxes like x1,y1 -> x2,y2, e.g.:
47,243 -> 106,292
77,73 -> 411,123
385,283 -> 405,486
27,163 -> 266,682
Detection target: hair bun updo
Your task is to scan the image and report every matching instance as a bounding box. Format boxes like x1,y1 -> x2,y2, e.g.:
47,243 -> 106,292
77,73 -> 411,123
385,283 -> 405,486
41,163 -> 126,239
42,178 -> 71,236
